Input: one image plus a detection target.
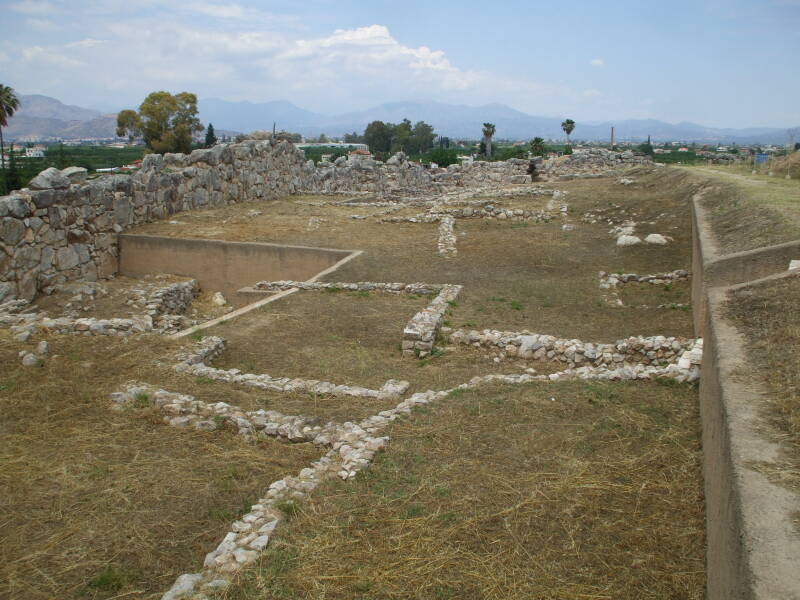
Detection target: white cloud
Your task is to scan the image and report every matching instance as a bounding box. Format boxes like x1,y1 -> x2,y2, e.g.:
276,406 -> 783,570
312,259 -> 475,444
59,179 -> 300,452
10,0 -> 58,15
22,45 -> 85,68
0,20 -> 578,117
65,38 -> 108,48
185,2 -> 246,18
590,58 -> 605,67
26,18 -> 59,31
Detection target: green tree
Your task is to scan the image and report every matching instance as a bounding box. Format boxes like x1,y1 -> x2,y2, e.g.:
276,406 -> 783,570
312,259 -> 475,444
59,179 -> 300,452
392,119 -> 413,152
482,123 -> 496,158
364,120 -> 393,153
116,109 -> 142,143
529,137 -> 546,157
343,131 -> 363,144
561,118 -> 576,144
637,141 -> 654,157
119,91 -> 203,154
0,84 -> 21,170
427,148 -> 458,167
411,121 -> 436,155
204,123 -> 217,148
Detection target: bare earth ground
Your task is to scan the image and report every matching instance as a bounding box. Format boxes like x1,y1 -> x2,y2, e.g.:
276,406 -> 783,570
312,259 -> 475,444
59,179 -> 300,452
726,273 -> 800,507
684,165 -> 800,254
1,168 -> 706,599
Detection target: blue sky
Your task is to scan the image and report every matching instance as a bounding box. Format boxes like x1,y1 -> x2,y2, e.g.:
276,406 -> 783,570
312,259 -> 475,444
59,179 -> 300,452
1,0 -> 798,127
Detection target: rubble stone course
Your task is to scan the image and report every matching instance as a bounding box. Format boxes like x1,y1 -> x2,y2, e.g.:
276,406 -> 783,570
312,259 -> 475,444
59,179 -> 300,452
599,269 -> 690,288
447,328 -> 700,370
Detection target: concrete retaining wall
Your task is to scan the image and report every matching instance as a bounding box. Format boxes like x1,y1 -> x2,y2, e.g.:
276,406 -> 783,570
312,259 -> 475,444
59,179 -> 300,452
692,193 -> 800,599
119,234 -> 351,306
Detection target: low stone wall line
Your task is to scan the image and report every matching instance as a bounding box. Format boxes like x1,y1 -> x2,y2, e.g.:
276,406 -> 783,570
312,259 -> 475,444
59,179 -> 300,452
446,328 -> 701,374
402,284 -> 463,357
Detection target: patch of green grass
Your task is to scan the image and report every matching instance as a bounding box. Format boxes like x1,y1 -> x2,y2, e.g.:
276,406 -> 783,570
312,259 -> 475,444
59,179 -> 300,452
133,391 -> 151,408
402,504 -> 425,519
275,500 -> 301,519
323,286 -> 343,293
510,299 -> 523,311
87,565 -> 127,592
190,330 -> 204,341
194,376 -> 214,385
351,290 -> 370,298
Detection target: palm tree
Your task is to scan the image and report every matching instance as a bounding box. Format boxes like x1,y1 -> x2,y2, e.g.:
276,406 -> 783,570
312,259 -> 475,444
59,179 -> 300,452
561,119 -> 576,145
482,122 -> 496,158
0,85 -> 21,170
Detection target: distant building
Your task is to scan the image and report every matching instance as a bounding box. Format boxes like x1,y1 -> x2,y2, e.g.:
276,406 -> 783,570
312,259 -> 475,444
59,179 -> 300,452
24,145 -> 45,158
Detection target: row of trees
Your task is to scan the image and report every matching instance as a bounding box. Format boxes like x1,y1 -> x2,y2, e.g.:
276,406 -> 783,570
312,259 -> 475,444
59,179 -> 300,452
358,119 -> 437,155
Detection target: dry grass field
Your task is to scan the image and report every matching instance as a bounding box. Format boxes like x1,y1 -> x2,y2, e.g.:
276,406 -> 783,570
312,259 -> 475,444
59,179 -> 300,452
1,167 -> 707,599
726,273 -> 800,502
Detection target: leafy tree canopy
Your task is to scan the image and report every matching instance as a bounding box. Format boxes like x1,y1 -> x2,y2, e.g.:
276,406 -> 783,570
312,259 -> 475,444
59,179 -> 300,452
529,137 -> 547,157
118,91 -> 203,154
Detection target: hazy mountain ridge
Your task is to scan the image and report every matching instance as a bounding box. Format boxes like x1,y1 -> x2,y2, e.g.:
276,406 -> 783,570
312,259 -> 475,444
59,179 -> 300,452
4,94 -> 796,144
5,95 -> 117,140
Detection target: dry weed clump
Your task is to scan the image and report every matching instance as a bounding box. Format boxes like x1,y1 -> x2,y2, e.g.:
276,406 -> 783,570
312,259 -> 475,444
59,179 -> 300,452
218,379 -> 705,600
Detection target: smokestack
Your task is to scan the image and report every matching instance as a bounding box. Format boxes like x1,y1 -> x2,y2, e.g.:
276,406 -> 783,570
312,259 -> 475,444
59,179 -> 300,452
610,126 -> 615,149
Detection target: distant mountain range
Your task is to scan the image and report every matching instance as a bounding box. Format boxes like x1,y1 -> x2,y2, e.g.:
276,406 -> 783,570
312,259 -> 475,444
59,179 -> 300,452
4,94 -> 797,145
4,95 -> 117,141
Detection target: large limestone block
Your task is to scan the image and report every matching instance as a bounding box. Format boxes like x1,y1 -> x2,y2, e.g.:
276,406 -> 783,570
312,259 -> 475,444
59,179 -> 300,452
29,167 -> 70,190
61,166 -> 88,184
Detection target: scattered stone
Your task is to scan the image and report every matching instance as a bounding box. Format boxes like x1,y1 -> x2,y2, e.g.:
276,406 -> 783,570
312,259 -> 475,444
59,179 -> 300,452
21,352 -> 38,366
212,292 -> 227,307
617,235 -> 642,246
644,233 -> 670,245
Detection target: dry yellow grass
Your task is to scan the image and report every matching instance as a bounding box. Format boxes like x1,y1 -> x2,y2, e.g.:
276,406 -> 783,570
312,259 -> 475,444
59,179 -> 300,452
0,332 -> 322,600
726,273 -> 800,497
1,168 -> 709,598
687,166 -> 800,253
217,380 -> 705,600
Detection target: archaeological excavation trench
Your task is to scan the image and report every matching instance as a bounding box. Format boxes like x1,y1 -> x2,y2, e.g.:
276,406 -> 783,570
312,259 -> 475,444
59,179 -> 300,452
1,145 -> 798,600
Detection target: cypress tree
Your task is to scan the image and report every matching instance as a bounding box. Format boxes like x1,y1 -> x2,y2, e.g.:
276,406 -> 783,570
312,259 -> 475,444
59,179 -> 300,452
205,123 -> 217,148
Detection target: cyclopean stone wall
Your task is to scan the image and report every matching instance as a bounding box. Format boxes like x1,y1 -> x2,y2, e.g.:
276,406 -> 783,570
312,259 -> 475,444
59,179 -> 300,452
0,142 -> 650,301
0,140 -> 312,301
